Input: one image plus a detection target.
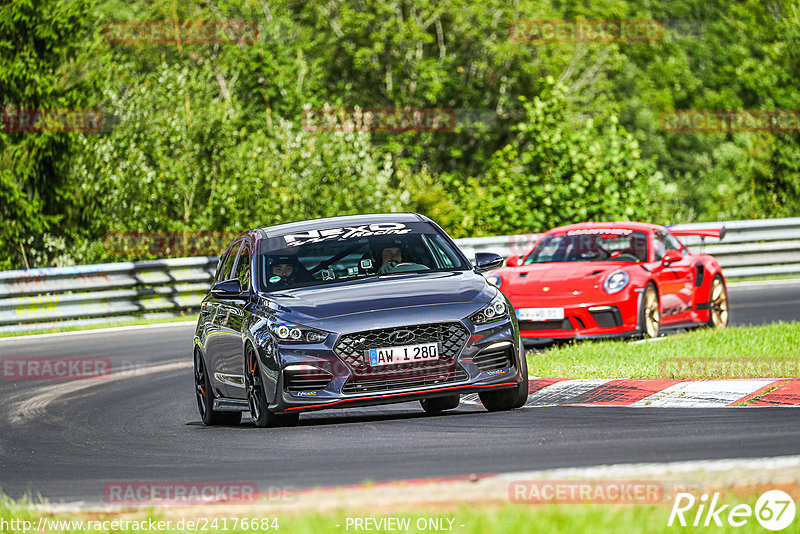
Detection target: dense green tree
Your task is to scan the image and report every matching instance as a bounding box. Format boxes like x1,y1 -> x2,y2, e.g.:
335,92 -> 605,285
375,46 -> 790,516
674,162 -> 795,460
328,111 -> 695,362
73,62 -> 411,262
445,79 -> 663,236
1,0 -> 799,269
0,0 -> 94,269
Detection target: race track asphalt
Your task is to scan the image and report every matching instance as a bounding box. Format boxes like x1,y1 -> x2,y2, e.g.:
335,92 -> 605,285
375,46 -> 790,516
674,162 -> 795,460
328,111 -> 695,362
0,280 -> 798,505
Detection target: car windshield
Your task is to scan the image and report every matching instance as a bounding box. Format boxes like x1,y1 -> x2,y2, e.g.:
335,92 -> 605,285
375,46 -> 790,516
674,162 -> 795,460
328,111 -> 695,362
523,229 -> 648,264
257,221 -> 470,291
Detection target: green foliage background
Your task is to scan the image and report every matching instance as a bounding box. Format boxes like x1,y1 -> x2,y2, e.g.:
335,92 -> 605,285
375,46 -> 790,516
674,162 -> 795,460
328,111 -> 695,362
1,0 -> 798,269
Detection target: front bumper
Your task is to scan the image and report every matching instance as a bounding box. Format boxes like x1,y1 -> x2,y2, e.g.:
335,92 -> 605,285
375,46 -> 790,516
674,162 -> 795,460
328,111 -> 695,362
262,319 -> 524,414
509,288 -> 641,344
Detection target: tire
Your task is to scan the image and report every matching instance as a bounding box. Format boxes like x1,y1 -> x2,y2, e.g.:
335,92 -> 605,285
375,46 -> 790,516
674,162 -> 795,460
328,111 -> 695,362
245,345 -> 300,428
639,283 -> 660,338
706,274 -> 730,329
194,351 -> 242,426
420,394 -> 460,413
478,347 -> 529,412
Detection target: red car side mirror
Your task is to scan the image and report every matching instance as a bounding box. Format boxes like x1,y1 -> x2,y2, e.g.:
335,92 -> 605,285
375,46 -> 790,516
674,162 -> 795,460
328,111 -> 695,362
505,255 -> 521,267
661,249 -> 684,266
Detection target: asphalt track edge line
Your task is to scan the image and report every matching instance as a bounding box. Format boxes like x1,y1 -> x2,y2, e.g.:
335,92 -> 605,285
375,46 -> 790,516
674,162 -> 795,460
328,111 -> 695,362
0,321 -> 197,343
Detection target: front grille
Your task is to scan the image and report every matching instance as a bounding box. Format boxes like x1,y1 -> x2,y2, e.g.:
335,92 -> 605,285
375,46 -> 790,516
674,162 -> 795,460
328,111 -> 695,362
520,319 -> 573,331
284,368 -> 333,393
334,322 -> 470,377
341,365 -> 468,394
335,322 -> 470,394
473,345 -> 513,372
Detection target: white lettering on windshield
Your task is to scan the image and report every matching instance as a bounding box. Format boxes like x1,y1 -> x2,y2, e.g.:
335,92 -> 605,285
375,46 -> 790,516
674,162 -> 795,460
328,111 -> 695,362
283,223 -> 412,246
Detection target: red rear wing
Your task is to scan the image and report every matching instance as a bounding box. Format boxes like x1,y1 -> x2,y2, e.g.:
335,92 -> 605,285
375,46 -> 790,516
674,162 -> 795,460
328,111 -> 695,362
669,227 -> 726,240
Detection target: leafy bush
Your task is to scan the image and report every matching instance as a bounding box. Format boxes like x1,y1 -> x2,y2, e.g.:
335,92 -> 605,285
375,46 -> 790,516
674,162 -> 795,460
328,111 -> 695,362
447,79 -> 666,236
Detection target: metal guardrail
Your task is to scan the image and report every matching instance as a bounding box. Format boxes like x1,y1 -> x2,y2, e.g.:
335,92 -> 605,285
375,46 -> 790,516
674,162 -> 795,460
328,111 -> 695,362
0,258 -> 216,333
1,218 -> 798,333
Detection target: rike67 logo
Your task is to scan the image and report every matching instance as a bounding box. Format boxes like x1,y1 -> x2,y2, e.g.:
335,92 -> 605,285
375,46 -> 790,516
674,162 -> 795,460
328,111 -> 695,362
669,490 -> 796,531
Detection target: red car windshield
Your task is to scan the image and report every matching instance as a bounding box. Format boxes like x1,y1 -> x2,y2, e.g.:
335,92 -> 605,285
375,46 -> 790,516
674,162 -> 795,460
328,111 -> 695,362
523,230 -> 648,263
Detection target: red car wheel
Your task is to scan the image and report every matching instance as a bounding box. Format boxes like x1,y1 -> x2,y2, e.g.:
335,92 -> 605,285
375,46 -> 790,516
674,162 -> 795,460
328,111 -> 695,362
707,275 -> 730,328
640,284 -> 660,338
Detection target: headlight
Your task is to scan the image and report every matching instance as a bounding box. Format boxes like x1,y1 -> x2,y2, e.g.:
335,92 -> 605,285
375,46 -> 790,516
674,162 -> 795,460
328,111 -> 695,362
603,270 -> 630,294
470,295 -> 511,325
267,317 -> 330,344
486,274 -> 502,288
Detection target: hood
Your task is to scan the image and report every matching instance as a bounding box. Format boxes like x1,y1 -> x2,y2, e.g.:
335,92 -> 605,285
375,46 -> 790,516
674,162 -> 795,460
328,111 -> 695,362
498,261 -> 632,296
262,271 -> 495,332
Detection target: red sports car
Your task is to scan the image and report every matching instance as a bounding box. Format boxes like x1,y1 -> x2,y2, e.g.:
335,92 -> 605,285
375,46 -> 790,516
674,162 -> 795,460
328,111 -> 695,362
487,222 -> 729,345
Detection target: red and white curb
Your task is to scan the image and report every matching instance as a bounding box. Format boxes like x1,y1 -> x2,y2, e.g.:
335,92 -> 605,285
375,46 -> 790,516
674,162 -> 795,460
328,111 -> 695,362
464,378 -> 800,407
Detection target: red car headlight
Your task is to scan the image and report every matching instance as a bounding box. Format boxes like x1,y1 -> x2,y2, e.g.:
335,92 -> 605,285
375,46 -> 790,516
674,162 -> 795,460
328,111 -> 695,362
603,270 -> 630,294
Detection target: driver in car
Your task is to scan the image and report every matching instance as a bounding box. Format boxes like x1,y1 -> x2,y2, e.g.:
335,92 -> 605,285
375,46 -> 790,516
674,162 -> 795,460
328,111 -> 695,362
268,257 -> 308,287
378,246 -> 403,274
272,261 -> 295,279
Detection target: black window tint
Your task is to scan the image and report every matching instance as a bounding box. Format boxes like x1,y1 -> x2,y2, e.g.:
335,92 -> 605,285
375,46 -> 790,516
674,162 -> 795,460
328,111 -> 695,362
423,234 -> 458,268
664,233 -> 683,253
214,253 -> 228,282
217,242 -> 241,282
653,231 -> 667,261
234,243 -> 252,289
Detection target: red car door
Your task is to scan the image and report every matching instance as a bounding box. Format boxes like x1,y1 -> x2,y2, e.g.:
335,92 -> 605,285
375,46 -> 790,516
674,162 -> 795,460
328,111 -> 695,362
651,230 -> 694,324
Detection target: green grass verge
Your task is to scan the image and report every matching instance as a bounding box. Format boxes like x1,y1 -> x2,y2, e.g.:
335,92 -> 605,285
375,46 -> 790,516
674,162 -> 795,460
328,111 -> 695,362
0,315 -> 198,339
1,496 -> 790,534
726,274 -> 800,283
527,322 -> 800,379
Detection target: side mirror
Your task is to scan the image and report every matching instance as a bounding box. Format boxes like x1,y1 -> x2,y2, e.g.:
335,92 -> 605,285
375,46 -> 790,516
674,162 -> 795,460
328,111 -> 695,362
474,252 -> 504,272
505,255 -> 521,267
661,249 -> 684,266
211,279 -> 245,299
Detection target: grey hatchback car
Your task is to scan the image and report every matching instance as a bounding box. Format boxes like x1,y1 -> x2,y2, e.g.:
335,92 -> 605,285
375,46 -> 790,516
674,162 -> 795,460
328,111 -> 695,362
193,213 -> 528,427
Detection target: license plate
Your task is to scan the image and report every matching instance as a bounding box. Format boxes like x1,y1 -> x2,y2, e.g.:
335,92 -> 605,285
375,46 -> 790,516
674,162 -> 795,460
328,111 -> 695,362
517,307 -> 565,322
366,342 -> 441,367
